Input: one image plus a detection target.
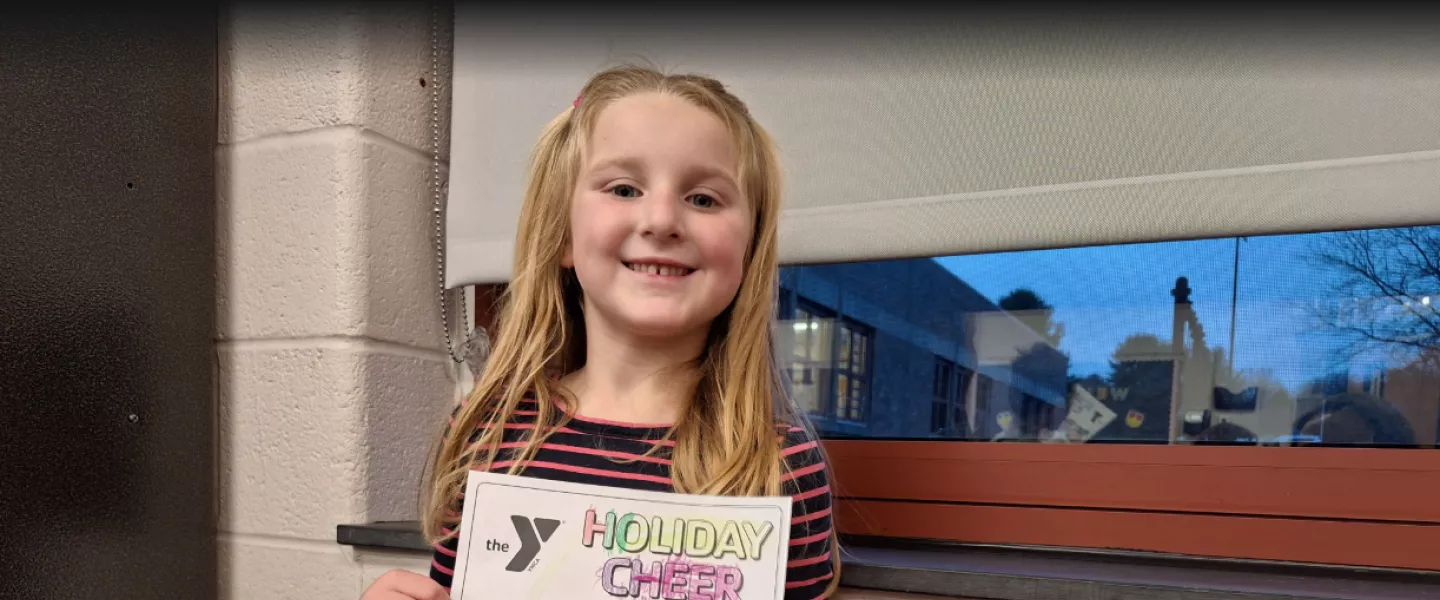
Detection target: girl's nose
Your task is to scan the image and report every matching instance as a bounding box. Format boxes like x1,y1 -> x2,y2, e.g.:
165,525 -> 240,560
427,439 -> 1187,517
638,192 -> 682,239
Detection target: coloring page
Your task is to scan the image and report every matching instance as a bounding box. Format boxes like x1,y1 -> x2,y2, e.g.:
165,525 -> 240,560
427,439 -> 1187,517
449,471 -> 792,600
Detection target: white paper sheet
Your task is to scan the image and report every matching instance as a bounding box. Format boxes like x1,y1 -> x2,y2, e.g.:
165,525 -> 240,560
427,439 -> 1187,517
449,471 -> 792,600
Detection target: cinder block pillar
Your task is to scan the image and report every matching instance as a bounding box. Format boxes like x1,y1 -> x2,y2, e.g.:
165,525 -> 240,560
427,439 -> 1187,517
216,3 -> 458,597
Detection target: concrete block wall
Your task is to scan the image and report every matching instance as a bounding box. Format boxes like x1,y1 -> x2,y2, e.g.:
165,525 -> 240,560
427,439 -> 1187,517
216,3 -> 461,597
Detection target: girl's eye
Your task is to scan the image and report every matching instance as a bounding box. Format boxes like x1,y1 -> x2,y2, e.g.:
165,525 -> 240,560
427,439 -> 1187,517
688,194 -> 718,209
608,184 -> 640,199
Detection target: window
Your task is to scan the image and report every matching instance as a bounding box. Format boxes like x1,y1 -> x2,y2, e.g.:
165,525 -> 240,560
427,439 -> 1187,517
931,358 -> 974,436
786,300 -> 833,418
776,287 -> 875,432
785,225 -> 1440,571
835,319 -> 872,422
931,358 -> 954,435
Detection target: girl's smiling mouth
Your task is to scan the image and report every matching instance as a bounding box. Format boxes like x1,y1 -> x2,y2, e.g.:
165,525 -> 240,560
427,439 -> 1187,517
623,258 -> 696,277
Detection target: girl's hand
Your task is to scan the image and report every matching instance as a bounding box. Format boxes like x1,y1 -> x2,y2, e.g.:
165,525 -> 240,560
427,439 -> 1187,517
361,570 -> 450,600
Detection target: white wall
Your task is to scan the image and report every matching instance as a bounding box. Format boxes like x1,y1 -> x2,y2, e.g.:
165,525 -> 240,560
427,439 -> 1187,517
216,3 -> 460,597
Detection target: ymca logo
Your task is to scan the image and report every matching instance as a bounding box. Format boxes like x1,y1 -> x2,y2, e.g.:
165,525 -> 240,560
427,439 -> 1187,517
505,515 -> 560,572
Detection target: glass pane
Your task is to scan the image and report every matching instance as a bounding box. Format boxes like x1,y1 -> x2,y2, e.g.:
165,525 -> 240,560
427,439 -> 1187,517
780,225 -> 1440,446
793,384 -> 820,416
786,359 -> 821,416
808,319 -> 832,362
851,380 -> 866,421
838,328 -> 851,370
854,334 -> 867,375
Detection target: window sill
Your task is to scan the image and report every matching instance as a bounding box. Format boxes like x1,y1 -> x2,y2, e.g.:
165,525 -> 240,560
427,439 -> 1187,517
335,523 -> 1440,600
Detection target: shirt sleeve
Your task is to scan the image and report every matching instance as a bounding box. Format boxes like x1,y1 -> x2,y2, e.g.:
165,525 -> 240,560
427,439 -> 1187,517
430,525 -> 461,592
429,400 -> 473,592
428,395 -> 521,592
780,425 -> 837,599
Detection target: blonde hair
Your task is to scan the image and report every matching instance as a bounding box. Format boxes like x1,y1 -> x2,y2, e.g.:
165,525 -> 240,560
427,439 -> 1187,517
422,65 -> 839,594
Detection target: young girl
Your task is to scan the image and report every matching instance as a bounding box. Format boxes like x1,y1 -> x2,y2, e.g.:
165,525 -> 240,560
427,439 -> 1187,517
363,65 -> 838,600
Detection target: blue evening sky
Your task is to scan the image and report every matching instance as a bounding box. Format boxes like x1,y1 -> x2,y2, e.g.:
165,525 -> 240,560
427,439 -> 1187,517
934,231 -> 1379,393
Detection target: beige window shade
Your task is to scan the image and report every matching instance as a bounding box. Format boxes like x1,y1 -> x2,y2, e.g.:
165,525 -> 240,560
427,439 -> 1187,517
445,10 -> 1440,287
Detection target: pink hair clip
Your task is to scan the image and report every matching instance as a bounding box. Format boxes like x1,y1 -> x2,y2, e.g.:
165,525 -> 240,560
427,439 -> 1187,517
573,94 -> 582,108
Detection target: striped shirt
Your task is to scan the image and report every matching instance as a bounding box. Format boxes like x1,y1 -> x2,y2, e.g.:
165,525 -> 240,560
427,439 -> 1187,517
429,395 -> 836,599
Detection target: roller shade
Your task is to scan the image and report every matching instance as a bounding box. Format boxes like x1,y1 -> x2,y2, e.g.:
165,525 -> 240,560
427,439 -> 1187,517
445,9 -> 1440,287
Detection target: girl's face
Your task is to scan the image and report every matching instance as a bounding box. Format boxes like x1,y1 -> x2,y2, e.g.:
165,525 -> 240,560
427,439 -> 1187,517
562,92 -> 753,345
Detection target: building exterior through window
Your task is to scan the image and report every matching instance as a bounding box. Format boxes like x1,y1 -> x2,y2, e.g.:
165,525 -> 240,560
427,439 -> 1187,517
775,225 -> 1440,448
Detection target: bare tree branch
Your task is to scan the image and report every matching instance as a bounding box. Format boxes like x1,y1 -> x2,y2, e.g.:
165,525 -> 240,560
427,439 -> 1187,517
1305,227 -> 1440,366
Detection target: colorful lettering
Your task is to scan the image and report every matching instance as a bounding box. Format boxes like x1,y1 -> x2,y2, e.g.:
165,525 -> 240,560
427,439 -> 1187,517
712,521 -> 745,560
689,564 -> 716,600
603,510 -> 618,548
599,557 -> 745,600
649,516 -> 674,554
618,513 -> 649,554
583,508 -> 608,548
581,510 -> 773,561
739,522 -> 773,560
715,566 -> 743,600
661,561 -> 688,599
631,557 -> 662,598
601,557 -> 629,596
684,521 -> 716,557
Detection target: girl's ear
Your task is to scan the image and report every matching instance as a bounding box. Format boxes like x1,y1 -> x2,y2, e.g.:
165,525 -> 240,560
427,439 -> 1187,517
560,243 -> 575,268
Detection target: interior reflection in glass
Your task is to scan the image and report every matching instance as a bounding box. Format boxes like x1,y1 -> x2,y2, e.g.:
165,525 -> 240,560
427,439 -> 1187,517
776,226 -> 1439,448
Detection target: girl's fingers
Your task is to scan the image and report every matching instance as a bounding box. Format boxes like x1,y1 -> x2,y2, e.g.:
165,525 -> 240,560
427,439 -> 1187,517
364,570 -> 450,600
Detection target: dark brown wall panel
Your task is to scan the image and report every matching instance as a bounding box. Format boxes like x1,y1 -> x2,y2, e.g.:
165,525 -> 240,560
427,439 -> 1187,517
0,6 -> 218,599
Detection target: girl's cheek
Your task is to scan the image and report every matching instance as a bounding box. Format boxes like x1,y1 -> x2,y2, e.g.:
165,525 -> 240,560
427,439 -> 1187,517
695,212 -> 751,274
719,242 -> 750,286
709,224 -> 750,267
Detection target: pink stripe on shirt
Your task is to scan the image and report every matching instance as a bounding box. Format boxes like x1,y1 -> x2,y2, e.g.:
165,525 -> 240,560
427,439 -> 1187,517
497,441 -> 672,465
794,483 -> 830,503
430,558 -> 453,576
502,422 -> 677,447
489,460 -> 673,486
783,461 -> 827,481
785,571 -> 834,589
790,528 -> 832,546
792,506 -> 832,525
782,440 -> 819,456
788,550 -> 831,568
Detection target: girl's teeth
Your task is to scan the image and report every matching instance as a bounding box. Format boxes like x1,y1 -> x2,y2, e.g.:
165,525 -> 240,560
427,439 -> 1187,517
629,263 -> 687,276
